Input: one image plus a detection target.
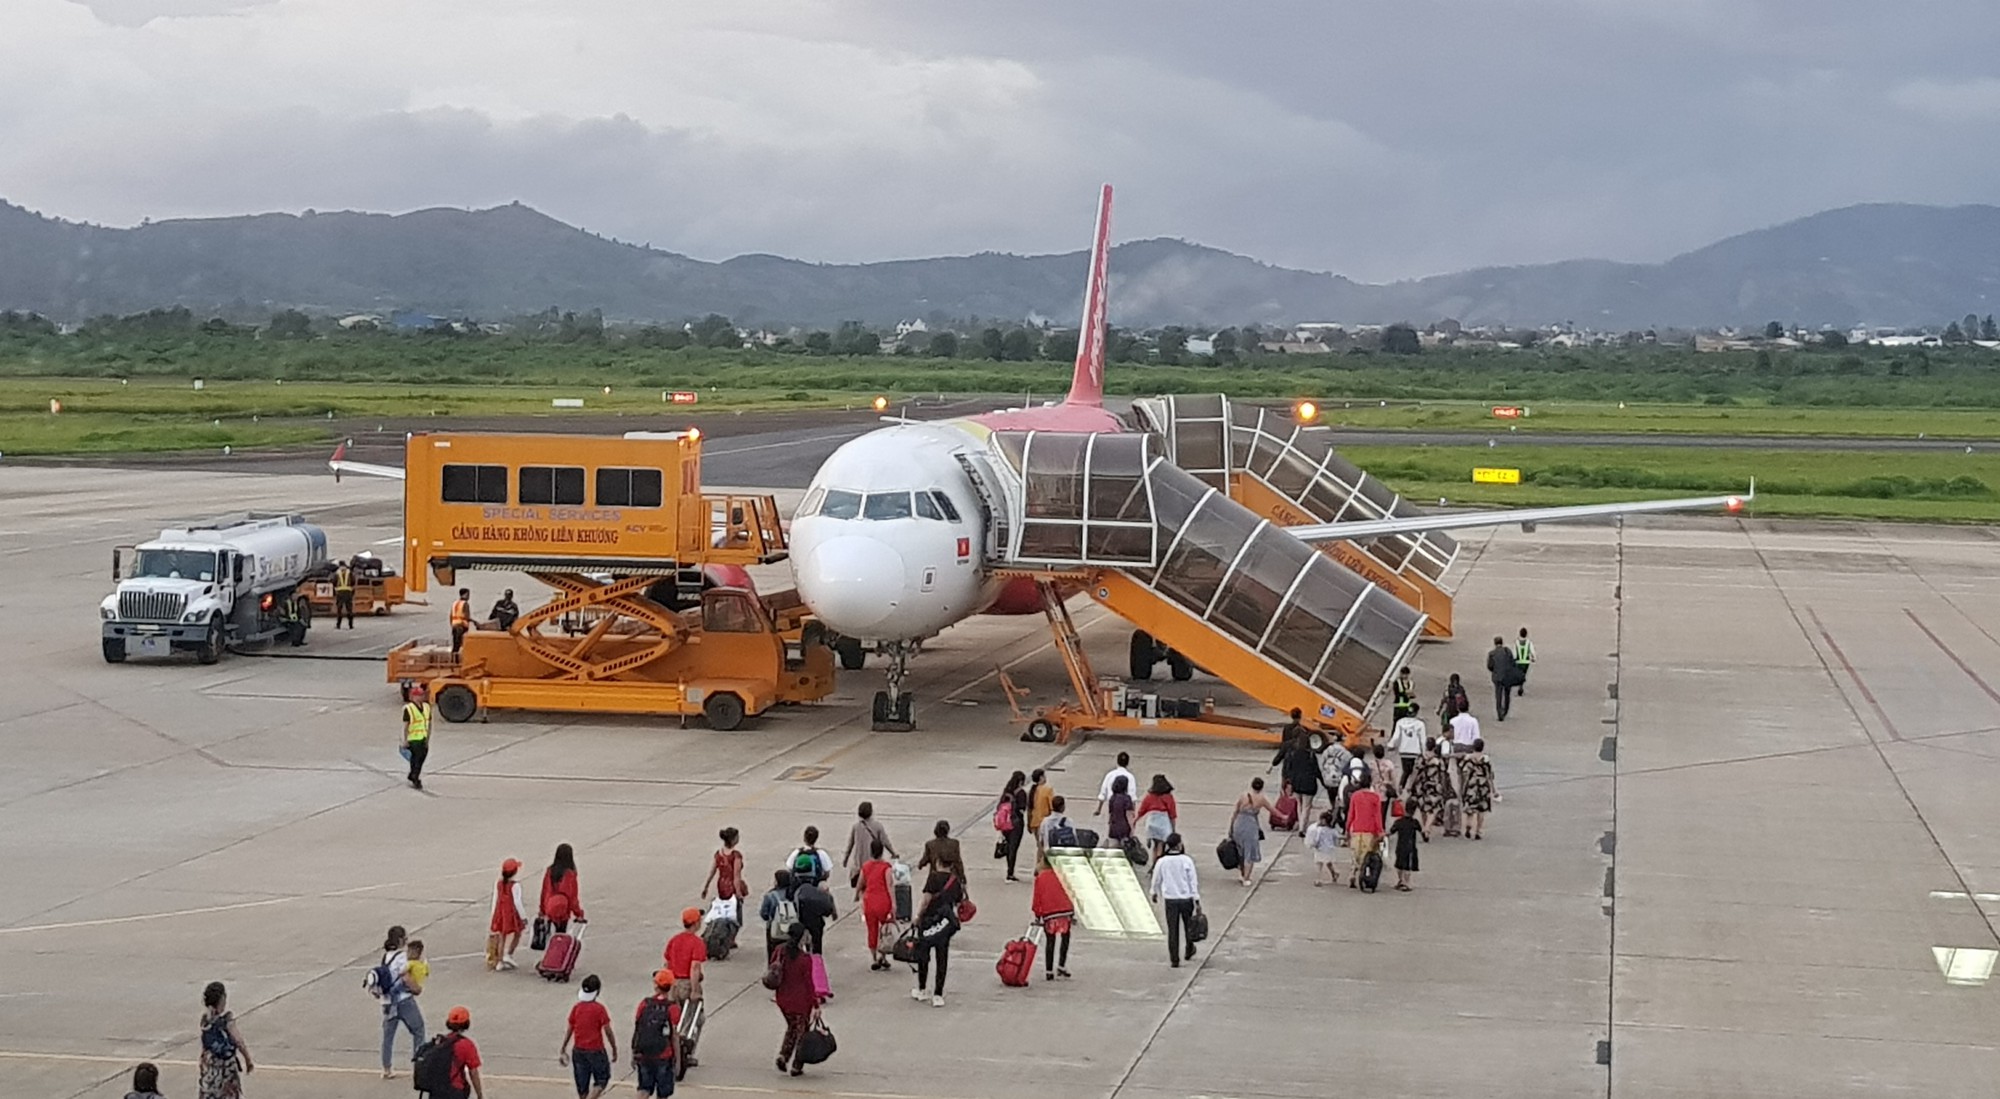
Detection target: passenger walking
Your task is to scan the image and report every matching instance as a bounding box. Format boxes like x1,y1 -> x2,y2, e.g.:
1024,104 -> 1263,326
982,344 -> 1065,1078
1148,833 -> 1201,967
1230,778 -> 1272,886
996,771 -> 1029,881
918,818 -> 968,892
423,1005 -> 484,1099
1392,666 -> 1418,720
541,843 -> 586,933
1136,774 -> 1179,861
911,868 -> 964,1006
1027,769 -> 1056,861
1370,744 -> 1394,795
1408,740 -> 1450,838
1032,863 -> 1076,979
858,839 -> 896,970
1437,673 -> 1470,721
1105,775 -> 1135,849
375,925 -> 425,1078
197,981 -> 252,1099
489,589 -> 520,632
1095,751 -> 1136,817
1347,781 -> 1385,889
1271,711 -> 1320,835
558,974 -> 618,1099
401,685 -> 432,791
1036,795 -> 1077,852
793,874 -> 837,955
1487,636 -> 1518,721
449,588 -> 472,654
488,858 -> 529,971
787,827 -> 832,890
769,923 -> 820,1074
842,801 -> 896,889
126,1063 -> 164,1099
1448,702 -> 1481,753
1459,739 -> 1497,840
629,973 -> 680,1097
700,827 -> 747,905
1388,800 -> 1425,890
1388,713 -> 1426,786
1306,810 -> 1342,885
758,870 -> 795,959
1514,627 -> 1535,696
333,559 -> 356,629
663,908 -> 709,1000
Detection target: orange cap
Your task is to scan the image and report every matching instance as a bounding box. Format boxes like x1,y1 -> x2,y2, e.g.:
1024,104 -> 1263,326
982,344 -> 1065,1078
445,1005 -> 470,1027
501,858 -> 521,875
653,968 -> 675,989
681,907 -> 702,928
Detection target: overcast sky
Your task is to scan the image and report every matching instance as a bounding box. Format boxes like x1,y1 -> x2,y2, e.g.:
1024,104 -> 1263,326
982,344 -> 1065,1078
4,0 -> 1994,281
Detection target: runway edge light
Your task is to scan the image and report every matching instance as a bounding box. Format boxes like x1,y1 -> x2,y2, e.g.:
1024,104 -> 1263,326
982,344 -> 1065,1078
872,395 -> 889,412
1295,400 -> 1318,423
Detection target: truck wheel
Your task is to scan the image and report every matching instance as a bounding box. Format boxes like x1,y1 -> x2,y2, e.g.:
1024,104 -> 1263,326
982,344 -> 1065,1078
799,620 -> 827,651
1128,630 -> 1156,681
197,619 -> 225,665
1168,652 -> 1194,682
1024,718 -> 1058,744
703,691 -> 746,731
102,638 -> 126,664
435,684 -> 478,724
835,636 -> 866,671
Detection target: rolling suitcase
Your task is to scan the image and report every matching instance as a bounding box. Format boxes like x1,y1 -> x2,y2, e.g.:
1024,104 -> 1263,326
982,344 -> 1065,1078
810,953 -> 833,1000
537,921 -> 583,982
891,862 -> 914,921
673,997 -> 703,1081
996,928 -> 1038,987
1359,850 -> 1383,894
1443,799 -> 1464,838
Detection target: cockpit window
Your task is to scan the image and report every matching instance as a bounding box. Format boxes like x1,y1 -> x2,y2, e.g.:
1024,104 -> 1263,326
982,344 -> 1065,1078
914,492 -> 943,520
863,492 -> 914,521
797,486 -> 827,517
929,491 -> 962,523
820,489 -> 863,520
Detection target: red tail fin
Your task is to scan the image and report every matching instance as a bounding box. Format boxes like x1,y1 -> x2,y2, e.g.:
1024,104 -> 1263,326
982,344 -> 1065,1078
1065,184 -> 1112,407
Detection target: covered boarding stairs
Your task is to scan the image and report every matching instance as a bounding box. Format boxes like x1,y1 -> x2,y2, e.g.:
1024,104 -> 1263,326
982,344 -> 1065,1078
1132,394 -> 1461,638
982,430 -> 1427,741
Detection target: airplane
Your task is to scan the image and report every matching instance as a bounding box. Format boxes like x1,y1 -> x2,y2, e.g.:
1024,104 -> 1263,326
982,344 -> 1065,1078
785,184 -> 1749,729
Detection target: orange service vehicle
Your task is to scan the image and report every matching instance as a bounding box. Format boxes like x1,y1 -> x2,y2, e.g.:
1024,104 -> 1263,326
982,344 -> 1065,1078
386,431 -> 834,729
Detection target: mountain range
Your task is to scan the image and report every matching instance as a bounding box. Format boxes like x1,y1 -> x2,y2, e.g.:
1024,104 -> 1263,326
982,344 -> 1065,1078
2,199 -> 1995,330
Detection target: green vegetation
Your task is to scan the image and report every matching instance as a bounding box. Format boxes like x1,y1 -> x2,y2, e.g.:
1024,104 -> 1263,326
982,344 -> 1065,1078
1343,445 -> 2000,523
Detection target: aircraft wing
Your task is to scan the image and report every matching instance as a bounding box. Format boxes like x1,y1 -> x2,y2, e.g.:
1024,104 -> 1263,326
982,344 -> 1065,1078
328,442 -> 405,482
1286,482 -> 1752,542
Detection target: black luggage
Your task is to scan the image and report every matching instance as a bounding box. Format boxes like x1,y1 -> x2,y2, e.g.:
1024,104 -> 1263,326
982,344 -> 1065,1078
1122,836 -> 1149,866
1216,837 -> 1242,871
1360,849 -> 1383,893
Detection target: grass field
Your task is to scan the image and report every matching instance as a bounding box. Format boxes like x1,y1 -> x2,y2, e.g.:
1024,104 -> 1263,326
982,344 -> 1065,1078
1314,401 -> 2000,438
1341,444 -> 2000,522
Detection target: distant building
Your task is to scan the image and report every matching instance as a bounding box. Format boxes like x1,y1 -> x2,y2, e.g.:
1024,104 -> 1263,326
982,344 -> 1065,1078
895,319 -> 928,337
1184,337 -> 1214,357
389,309 -> 442,331
337,313 -> 383,329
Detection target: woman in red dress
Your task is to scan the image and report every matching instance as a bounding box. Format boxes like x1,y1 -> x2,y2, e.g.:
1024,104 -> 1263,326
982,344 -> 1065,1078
857,839 -> 895,970
540,843 -> 585,931
488,858 -> 527,970
702,827 -> 747,904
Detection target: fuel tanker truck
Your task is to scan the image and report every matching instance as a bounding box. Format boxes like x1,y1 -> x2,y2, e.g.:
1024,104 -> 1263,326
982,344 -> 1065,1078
101,513 -> 329,664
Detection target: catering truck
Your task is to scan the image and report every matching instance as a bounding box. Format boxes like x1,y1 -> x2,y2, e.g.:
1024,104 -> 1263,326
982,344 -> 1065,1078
101,514 -> 329,664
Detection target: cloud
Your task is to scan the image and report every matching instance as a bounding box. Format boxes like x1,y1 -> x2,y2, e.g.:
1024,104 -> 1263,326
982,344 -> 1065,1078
6,0 -> 1999,281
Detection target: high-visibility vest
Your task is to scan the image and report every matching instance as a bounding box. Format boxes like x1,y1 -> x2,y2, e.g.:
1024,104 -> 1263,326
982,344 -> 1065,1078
450,600 -> 470,627
404,702 -> 432,742
334,566 -> 354,594
1515,639 -> 1535,664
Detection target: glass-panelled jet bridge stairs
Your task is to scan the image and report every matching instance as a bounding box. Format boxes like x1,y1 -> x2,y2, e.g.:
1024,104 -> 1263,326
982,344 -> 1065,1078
972,429 -> 1427,746
1133,394 -> 1460,638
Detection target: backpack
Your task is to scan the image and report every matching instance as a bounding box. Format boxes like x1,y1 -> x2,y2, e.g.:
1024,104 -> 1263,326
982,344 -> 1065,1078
993,798 -> 1015,833
363,959 -> 397,1001
200,1013 -> 236,1060
411,1033 -> 461,1097
790,848 -> 822,884
1049,817 -> 1077,848
632,997 -> 674,1061
766,896 -> 799,942
795,882 -> 836,922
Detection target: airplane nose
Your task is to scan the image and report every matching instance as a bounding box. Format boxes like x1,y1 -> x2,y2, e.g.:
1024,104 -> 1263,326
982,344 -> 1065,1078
798,535 -> 905,636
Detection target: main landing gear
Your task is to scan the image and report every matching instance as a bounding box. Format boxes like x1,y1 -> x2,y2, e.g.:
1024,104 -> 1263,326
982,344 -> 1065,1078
869,641 -> 916,731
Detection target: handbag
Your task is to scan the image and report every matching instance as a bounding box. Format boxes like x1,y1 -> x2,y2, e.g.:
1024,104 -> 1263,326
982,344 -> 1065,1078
796,1010 -> 837,1065
955,897 -> 977,924
891,927 -> 922,963
993,838 -> 1008,860
761,952 -> 786,991
1188,905 -> 1209,945
530,916 -> 551,952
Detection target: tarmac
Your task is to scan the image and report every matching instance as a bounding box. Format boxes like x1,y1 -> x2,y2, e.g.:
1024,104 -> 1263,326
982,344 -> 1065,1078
4,449 -> 2000,1098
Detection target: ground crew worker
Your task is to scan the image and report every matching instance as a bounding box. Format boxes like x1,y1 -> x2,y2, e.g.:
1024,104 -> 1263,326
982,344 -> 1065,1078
1514,627 -> 1536,696
282,588 -> 308,646
403,685 -> 432,790
1392,666 -> 1418,720
333,560 -> 356,629
450,588 -> 472,654
489,589 -> 519,632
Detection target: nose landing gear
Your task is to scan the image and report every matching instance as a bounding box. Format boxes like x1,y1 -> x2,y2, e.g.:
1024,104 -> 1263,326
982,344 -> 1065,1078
870,640 -> 916,731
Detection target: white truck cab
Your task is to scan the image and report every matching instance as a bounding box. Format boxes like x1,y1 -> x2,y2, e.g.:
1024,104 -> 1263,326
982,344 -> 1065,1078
102,514 -> 330,664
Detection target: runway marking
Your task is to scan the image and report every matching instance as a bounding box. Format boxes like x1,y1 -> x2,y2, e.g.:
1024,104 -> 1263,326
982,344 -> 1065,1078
1805,607 -> 1902,741
1904,609 -> 2000,709
704,427 -> 872,456
0,896 -> 297,936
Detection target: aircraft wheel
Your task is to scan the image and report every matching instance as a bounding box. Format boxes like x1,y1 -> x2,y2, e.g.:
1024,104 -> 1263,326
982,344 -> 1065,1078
1128,630 -> 1156,681
703,691 -> 746,731
894,692 -> 914,726
435,684 -> 479,723
102,638 -> 127,664
800,620 -> 827,651
1168,653 -> 1194,682
870,690 -> 892,725
836,637 -> 867,671
1024,718 -> 1058,744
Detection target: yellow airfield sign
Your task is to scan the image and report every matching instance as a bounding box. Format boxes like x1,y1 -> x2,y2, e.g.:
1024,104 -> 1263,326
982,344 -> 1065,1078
1472,467 -> 1521,485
